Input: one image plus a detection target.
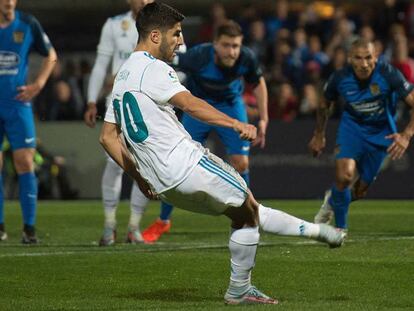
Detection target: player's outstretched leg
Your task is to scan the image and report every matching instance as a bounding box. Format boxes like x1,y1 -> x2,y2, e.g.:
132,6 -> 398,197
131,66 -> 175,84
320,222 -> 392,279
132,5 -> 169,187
126,183 -> 148,244
258,204 -> 346,248
142,202 -> 172,243
99,158 -> 123,246
314,190 -> 334,224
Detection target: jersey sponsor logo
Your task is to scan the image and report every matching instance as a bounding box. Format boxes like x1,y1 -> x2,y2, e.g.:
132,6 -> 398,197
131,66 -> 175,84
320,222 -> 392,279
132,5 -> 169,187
0,51 -> 20,68
369,83 -> 380,95
0,51 -> 19,74
13,31 -> 24,43
403,81 -> 411,90
350,100 -> 382,114
242,146 -> 250,152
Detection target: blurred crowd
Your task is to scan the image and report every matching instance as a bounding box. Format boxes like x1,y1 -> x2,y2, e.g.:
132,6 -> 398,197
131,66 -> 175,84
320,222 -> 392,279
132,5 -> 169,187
33,0 -> 414,123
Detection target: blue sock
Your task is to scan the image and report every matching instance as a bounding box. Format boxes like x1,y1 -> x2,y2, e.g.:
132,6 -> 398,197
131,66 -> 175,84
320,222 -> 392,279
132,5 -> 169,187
18,172 -> 37,226
160,202 -> 173,222
0,173 -> 3,225
329,186 -> 351,229
239,170 -> 250,187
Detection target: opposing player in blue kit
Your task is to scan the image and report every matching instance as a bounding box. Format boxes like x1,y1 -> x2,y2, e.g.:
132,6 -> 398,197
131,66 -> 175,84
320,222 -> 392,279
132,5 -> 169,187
0,0 -> 57,243
309,38 -> 414,231
142,20 -> 268,243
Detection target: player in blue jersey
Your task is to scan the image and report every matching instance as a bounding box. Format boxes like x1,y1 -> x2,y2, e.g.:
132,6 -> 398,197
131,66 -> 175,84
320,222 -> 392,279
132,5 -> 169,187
0,0 -> 57,243
142,20 -> 268,243
309,38 -> 414,231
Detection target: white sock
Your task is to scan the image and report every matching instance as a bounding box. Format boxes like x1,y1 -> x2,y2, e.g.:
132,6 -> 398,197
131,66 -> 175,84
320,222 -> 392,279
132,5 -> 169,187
129,182 -> 149,230
101,159 -> 123,228
227,226 -> 259,297
258,205 -> 320,238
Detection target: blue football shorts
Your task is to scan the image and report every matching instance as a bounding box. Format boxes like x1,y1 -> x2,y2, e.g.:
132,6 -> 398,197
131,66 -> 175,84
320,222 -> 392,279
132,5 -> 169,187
335,117 -> 391,185
0,101 -> 36,150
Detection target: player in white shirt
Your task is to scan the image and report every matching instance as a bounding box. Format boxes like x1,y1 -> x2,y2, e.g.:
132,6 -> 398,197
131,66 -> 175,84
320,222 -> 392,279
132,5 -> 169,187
84,0 -> 153,246
100,2 -> 346,305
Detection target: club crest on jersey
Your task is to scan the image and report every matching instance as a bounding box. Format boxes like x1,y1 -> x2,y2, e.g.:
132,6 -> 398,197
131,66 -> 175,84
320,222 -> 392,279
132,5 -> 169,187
121,20 -> 130,32
13,31 -> 24,43
369,83 -> 380,95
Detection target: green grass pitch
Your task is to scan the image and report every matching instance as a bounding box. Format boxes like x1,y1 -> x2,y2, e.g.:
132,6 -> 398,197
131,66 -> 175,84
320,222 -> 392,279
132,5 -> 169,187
0,200 -> 413,310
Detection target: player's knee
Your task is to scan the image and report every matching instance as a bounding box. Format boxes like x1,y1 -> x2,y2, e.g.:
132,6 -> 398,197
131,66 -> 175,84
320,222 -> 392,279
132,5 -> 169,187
13,157 -> 33,173
242,195 -> 259,225
13,149 -> 35,173
336,171 -> 354,187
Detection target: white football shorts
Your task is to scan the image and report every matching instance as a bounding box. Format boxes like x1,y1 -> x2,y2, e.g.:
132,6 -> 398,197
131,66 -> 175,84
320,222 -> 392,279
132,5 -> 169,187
159,151 -> 248,215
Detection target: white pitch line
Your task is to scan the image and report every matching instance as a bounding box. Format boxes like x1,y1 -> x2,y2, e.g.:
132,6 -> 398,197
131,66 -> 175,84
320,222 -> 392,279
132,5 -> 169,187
0,235 -> 413,258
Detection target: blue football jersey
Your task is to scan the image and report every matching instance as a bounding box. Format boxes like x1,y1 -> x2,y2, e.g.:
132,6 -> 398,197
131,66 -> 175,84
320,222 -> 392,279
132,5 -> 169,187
324,61 -> 414,131
176,43 -> 262,105
0,11 -> 52,103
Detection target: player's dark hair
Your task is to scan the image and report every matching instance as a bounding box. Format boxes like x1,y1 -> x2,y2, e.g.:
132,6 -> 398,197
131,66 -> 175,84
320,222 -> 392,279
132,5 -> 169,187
214,20 -> 243,39
136,2 -> 185,42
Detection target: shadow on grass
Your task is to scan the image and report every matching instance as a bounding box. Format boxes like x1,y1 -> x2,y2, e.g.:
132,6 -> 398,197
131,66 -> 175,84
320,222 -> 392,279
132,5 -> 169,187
115,287 -> 220,302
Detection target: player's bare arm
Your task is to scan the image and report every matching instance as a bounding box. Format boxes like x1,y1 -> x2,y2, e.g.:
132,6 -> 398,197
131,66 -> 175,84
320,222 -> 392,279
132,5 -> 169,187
100,121 -> 157,199
252,77 -> 268,148
15,47 -> 57,102
386,90 -> 414,160
170,91 -> 257,141
309,98 -> 333,157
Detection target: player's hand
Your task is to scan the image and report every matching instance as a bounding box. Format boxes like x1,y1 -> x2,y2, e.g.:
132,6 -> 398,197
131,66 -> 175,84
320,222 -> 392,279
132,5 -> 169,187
252,119 -> 267,148
15,83 -> 42,102
308,133 -> 326,157
84,103 -> 98,128
233,120 -> 257,142
136,178 -> 158,200
385,133 -> 410,160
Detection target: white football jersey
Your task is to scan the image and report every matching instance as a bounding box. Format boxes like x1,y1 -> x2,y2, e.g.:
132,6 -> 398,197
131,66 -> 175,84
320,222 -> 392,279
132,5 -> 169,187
97,11 -> 138,75
105,51 -> 205,193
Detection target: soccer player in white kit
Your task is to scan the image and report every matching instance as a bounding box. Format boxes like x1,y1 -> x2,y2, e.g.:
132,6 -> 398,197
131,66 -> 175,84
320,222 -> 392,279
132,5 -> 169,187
84,0 -> 153,246
100,2 -> 346,305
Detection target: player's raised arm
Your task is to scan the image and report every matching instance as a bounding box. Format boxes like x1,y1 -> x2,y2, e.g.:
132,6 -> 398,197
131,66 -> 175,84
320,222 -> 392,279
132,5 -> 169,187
170,91 -> 257,142
386,89 -> 414,160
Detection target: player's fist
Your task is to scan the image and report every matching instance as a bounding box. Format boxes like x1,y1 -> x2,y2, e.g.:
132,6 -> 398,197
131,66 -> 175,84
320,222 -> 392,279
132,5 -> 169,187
84,103 -> 98,128
308,133 -> 326,157
233,120 -> 257,142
